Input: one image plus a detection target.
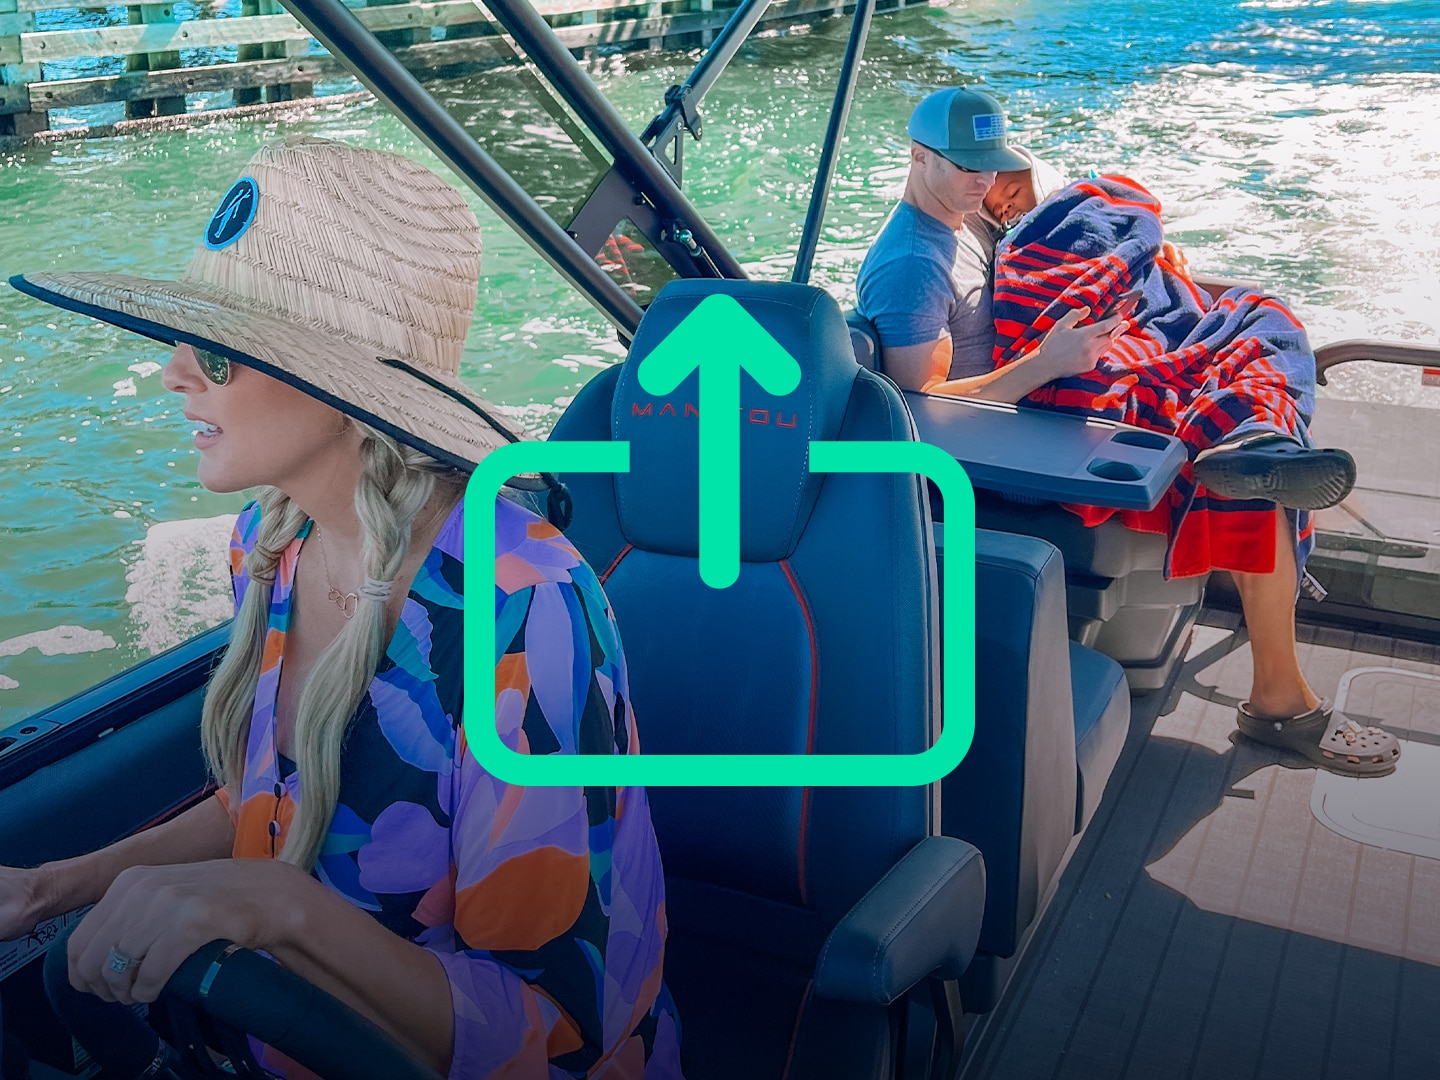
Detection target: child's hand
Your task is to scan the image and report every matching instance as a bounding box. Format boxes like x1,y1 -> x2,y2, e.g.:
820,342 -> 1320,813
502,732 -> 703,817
1161,240 -> 1191,278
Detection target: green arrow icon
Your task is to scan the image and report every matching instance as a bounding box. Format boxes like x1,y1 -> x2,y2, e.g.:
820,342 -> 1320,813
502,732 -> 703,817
636,293 -> 802,588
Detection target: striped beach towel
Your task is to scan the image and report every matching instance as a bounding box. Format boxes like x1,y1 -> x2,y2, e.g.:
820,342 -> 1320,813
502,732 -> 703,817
992,175 -> 1316,580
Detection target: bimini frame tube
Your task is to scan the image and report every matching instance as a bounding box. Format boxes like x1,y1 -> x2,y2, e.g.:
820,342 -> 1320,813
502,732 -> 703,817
641,0 -> 773,159
792,0 -> 875,285
676,0 -> 772,104
282,0 -> 647,337
482,0 -> 748,281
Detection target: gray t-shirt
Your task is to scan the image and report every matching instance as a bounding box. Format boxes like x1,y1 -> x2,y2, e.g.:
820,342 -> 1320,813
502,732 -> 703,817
855,200 -> 1006,380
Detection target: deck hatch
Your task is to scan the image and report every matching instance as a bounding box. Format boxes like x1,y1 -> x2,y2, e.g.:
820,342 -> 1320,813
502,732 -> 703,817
1311,666 -> 1440,861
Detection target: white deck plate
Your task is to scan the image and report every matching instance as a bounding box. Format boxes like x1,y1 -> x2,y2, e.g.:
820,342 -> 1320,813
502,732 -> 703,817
1311,666 -> 1440,860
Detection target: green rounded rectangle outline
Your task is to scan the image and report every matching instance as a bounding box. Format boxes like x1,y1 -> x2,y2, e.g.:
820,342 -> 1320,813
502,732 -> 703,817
463,439 -> 974,787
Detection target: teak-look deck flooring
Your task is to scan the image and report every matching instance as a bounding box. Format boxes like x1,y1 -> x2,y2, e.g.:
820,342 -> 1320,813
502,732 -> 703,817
962,613 -> 1440,1080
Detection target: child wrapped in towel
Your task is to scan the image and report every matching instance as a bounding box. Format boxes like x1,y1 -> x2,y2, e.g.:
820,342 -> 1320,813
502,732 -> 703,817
992,173 -> 1342,580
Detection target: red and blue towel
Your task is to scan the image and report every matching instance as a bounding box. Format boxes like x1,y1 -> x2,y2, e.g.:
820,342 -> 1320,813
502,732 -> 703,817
992,175 -> 1316,580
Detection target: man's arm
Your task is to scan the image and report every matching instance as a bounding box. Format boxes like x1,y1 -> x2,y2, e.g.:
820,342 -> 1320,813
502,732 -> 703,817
883,306 -> 1123,404
882,337 -> 952,394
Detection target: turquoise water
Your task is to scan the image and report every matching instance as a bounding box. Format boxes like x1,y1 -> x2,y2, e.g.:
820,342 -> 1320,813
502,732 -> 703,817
2,0 -> 1439,720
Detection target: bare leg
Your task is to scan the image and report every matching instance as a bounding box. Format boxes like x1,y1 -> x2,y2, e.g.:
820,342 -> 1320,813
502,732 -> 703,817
1229,510 -> 1321,718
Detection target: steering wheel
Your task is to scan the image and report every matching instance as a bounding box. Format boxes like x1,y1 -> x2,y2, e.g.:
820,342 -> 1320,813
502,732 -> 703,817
161,940 -> 443,1080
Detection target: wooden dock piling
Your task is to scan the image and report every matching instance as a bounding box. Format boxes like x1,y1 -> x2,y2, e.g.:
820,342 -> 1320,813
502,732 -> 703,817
1,0 -> 45,138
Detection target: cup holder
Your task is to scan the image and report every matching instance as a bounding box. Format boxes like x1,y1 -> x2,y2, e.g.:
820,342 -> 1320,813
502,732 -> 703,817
1111,430 -> 1170,451
1087,459 -> 1149,481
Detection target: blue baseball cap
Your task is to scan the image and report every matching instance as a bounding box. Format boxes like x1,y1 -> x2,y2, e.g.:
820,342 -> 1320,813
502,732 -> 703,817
907,87 -> 1030,172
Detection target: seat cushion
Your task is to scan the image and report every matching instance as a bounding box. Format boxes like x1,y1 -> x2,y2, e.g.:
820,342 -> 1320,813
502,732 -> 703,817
1068,641 -> 1130,832
974,491 -> 1167,579
942,531 -> 1076,960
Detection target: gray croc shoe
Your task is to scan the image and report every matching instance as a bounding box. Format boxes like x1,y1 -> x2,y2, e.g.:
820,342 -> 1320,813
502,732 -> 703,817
1193,434 -> 1356,510
1236,699 -> 1400,777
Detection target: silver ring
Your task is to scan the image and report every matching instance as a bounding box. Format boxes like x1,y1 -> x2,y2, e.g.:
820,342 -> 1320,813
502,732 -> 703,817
107,946 -> 138,975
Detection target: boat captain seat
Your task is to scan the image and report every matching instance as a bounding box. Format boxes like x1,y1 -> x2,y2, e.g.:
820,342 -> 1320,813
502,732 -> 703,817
846,309 -> 1205,692
551,279 -> 985,1079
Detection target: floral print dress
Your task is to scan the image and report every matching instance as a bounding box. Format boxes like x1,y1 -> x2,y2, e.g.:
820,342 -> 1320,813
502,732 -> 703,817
217,494 -> 682,1079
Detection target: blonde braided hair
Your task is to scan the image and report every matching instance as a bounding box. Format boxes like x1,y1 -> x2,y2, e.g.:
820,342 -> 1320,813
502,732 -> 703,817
201,423 -> 464,871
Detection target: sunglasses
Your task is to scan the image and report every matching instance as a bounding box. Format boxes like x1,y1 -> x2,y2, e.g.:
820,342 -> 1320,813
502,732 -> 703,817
193,347 -> 232,386
920,144 -> 983,174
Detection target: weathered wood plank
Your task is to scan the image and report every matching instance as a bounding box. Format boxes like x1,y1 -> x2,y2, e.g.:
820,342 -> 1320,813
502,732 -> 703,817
16,0 -> 129,11
368,0 -> 425,49
548,0 -> 834,46
14,0 -> 325,10
533,0 -> 699,14
22,13 -> 309,61
29,50 -> 350,108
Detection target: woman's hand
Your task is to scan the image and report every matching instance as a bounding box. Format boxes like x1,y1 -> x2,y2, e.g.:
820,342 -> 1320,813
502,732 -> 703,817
66,858 -> 308,1005
0,864 -> 50,941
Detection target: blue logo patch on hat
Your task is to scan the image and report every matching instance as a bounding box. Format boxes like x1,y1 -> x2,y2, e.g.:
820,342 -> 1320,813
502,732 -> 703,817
205,177 -> 258,251
972,113 -> 1006,142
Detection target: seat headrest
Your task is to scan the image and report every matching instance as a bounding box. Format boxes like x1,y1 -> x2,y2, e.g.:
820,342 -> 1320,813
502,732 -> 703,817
612,279 -> 859,561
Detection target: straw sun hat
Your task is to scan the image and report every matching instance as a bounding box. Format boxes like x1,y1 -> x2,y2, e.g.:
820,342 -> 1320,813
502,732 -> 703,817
9,136 -> 527,470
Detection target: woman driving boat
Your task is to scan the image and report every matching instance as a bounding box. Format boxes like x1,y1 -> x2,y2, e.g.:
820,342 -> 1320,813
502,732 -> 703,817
0,137 -> 682,1079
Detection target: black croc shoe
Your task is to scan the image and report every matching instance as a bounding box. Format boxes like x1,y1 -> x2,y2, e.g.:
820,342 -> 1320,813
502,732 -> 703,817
1193,435 -> 1356,510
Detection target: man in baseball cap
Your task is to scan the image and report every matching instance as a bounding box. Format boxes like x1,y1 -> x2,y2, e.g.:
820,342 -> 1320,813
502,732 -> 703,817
856,86 -> 1119,401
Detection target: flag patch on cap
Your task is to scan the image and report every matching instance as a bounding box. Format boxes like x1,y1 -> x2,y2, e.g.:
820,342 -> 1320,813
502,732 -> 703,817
205,177 -> 258,251
972,113 -> 1006,142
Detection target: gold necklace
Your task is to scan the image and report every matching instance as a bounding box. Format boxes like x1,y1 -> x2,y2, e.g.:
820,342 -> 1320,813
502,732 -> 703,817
314,526 -> 359,620
310,499 -> 451,621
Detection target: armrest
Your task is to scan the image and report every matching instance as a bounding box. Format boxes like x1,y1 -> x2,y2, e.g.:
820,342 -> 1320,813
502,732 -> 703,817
903,392 -> 1187,512
813,836 -> 985,1006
